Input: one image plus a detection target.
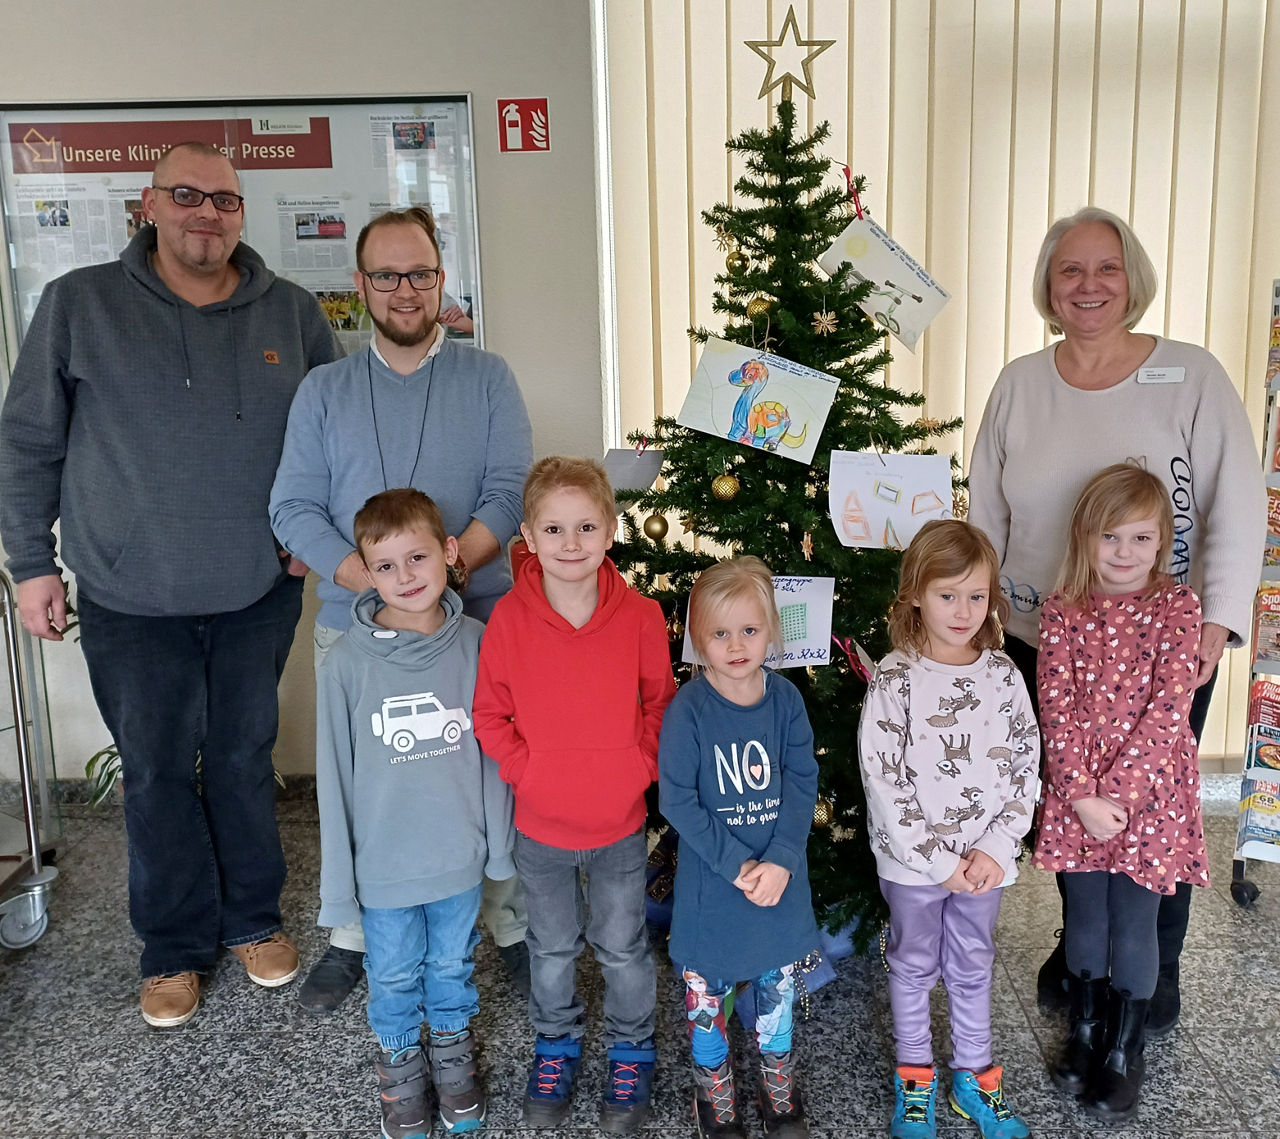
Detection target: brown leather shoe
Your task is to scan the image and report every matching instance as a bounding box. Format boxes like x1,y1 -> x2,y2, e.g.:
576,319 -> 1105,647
229,932 -> 300,987
140,972 -> 200,1027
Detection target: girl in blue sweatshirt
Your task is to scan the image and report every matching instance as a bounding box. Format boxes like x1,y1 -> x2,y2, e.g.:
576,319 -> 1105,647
659,556 -> 820,1139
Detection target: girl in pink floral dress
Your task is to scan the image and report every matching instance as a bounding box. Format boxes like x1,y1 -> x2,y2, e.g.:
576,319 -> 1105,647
1034,463 -> 1208,1124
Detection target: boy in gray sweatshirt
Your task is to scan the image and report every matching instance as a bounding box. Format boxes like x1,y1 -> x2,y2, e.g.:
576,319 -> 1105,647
316,488 -> 514,1138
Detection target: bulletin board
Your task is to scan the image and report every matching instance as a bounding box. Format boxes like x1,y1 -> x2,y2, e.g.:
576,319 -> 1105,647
0,97 -> 483,357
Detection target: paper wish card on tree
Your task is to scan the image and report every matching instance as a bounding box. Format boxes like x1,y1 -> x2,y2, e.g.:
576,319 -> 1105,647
676,336 -> 839,466
680,575 -> 835,669
829,450 -> 951,550
819,215 -> 950,351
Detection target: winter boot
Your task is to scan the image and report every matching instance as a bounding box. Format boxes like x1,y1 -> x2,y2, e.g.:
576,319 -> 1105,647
1081,988 -> 1150,1122
428,1028 -> 485,1132
1036,931 -> 1070,1013
692,1057 -> 745,1138
522,1033 -> 582,1127
1145,959 -> 1180,1038
375,1045 -> 433,1139
1050,972 -> 1109,1095
948,1067 -> 1029,1139
891,1066 -> 937,1139
599,1037 -> 657,1133
757,1050 -> 809,1137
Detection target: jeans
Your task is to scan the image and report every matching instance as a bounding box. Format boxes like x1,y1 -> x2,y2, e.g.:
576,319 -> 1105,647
683,965 -> 796,1068
1062,870 -> 1163,998
361,884 -> 483,1051
1005,634 -> 1213,967
880,878 -> 1003,1070
313,622 -> 528,955
77,575 -> 302,977
515,828 -> 655,1045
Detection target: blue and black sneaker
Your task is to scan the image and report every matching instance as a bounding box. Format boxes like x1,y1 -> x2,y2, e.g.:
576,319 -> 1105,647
892,1065 -> 937,1139
948,1067 -> 1028,1139
522,1033 -> 582,1128
599,1036 -> 657,1133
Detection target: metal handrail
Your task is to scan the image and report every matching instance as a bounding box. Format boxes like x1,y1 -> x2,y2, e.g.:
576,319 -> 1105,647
0,571 -> 41,876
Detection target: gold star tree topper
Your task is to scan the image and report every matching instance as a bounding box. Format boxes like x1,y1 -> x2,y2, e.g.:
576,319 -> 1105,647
744,6 -> 835,102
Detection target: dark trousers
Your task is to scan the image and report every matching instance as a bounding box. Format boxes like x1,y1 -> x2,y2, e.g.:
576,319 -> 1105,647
1005,634 -> 1212,967
78,575 -> 302,976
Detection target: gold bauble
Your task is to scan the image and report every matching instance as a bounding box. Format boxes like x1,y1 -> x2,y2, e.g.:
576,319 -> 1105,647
712,473 -> 740,501
725,250 -> 749,274
813,798 -> 834,829
642,512 -> 669,540
746,296 -> 771,318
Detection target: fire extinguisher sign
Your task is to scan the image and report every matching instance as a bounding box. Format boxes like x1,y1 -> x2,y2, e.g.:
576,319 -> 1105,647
497,99 -> 550,153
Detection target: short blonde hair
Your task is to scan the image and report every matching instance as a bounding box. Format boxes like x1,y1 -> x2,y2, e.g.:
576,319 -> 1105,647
1031,206 -> 1158,335
523,456 -> 615,523
688,556 -> 782,663
1056,462 -> 1174,607
888,520 -> 1008,657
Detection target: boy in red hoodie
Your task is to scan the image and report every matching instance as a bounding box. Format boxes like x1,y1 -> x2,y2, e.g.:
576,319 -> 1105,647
474,456 -> 675,1134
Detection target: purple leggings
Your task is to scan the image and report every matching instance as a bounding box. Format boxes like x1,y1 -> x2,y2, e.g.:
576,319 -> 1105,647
880,878 -> 1003,1070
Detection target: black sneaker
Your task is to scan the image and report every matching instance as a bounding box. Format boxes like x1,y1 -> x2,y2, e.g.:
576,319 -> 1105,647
498,940 -> 531,1000
375,1045 -> 434,1139
297,944 -> 365,1015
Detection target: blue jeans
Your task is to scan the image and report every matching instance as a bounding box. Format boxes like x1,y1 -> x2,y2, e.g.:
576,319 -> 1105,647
77,575 -> 302,977
683,966 -> 796,1068
515,829 -> 655,1045
361,884 -> 483,1051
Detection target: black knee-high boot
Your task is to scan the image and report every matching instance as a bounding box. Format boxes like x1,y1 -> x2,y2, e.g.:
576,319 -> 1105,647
1050,973 -> 1108,1095
1082,987 -> 1149,1121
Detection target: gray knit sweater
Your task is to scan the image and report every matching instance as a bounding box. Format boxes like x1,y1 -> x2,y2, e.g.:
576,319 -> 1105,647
0,227 -> 337,615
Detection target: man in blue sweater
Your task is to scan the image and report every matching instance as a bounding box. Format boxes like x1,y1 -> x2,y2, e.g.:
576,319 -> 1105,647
0,142 -> 338,1027
270,207 -> 534,1012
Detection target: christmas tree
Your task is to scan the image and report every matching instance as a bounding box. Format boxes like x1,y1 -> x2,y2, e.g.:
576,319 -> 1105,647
613,102 -> 958,940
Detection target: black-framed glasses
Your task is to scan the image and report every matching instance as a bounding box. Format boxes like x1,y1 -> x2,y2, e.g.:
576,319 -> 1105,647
361,268 -> 442,292
153,185 -> 245,212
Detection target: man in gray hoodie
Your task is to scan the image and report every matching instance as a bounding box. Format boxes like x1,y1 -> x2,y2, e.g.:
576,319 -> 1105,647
0,142 -> 338,1027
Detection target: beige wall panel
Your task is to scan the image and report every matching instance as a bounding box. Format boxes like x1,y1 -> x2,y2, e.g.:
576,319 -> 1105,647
1047,1 -> 1100,221
962,0 -> 1018,467
1004,5 -> 1057,361
848,4 -> 893,208
1090,0 -> 1140,212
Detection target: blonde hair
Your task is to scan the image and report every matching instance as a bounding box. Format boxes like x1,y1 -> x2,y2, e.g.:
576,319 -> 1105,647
688,556 -> 782,664
523,456 -> 616,523
1056,463 -> 1174,607
888,520 -> 1008,657
1031,206 -> 1158,335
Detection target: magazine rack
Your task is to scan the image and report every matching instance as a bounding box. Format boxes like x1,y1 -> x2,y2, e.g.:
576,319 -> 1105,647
1233,281 -> 1280,907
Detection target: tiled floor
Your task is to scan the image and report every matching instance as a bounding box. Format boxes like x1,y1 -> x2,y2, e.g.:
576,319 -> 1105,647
0,776 -> 1275,1138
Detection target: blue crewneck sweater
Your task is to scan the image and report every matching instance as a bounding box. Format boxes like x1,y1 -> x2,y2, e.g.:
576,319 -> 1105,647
269,339 -> 532,629
659,671 -> 821,981
0,226 -> 337,615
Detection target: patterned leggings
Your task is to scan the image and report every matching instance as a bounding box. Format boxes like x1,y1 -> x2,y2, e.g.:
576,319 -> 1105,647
683,965 -> 795,1068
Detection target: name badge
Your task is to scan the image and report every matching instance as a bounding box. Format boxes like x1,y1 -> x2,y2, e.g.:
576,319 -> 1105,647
1136,367 -> 1185,384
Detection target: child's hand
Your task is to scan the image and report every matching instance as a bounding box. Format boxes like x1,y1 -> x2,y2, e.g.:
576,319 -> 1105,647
732,860 -> 760,892
941,857 -> 975,893
1072,796 -> 1128,841
738,861 -> 792,907
963,850 -> 1005,895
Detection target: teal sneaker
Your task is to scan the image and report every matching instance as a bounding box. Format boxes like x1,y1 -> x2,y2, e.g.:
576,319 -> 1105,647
892,1066 -> 937,1139
948,1067 -> 1029,1139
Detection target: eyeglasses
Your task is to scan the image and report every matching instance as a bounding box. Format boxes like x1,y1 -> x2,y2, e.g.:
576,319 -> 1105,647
153,185 -> 245,212
361,269 -> 442,292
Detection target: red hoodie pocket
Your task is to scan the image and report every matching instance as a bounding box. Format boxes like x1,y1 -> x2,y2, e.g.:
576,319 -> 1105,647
517,746 -> 653,828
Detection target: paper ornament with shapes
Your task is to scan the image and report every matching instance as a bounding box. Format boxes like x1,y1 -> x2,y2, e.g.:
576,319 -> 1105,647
677,336 -> 839,465
681,575 -> 834,669
829,451 -> 951,549
818,215 -> 950,351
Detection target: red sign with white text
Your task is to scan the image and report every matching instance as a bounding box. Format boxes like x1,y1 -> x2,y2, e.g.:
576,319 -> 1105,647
7,118 -> 333,175
497,99 -> 550,153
